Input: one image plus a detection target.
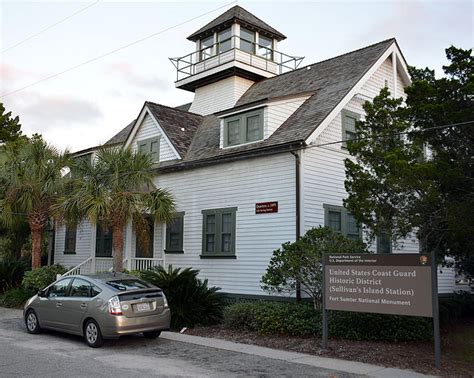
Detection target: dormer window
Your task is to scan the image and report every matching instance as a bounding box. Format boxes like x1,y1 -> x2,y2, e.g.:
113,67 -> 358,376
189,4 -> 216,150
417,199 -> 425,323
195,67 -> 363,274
223,108 -> 264,147
217,28 -> 232,53
240,27 -> 255,54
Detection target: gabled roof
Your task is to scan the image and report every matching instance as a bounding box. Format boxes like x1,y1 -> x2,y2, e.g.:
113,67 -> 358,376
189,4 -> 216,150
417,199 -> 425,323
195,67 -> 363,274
145,102 -> 202,157
187,5 -> 286,42
105,120 -> 135,145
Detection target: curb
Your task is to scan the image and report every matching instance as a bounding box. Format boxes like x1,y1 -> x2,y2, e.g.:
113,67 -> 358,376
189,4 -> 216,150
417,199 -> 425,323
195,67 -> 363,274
161,332 -> 435,377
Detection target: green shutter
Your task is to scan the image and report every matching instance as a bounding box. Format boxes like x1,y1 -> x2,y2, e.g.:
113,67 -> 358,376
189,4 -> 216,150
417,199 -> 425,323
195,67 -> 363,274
323,204 -> 362,240
137,137 -> 160,162
223,108 -> 264,147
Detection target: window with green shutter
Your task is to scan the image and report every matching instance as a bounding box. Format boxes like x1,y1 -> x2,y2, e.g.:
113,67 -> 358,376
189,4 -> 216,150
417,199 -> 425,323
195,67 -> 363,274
64,224 -> 77,254
136,136 -> 160,162
341,110 -> 360,148
324,204 -> 362,240
201,208 -> 237,258
165,212 -> 184,253
223,109 -> 264,147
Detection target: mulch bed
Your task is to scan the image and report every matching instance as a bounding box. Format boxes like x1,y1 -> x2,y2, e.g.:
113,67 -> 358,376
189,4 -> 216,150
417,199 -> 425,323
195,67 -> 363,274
185,318 -> 474,376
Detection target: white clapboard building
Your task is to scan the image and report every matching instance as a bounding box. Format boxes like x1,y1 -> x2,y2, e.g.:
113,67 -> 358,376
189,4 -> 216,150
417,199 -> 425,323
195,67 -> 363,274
54,6 -> 457,296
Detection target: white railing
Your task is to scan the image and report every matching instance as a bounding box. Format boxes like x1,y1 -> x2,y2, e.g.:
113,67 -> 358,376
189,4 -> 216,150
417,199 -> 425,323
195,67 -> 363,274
60,257 -> 93,278
130,258 -> 164,271
95,257 -> 113,272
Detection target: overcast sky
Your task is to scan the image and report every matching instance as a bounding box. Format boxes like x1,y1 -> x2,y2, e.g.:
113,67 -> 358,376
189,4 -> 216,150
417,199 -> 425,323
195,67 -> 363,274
1,0 -> 472,152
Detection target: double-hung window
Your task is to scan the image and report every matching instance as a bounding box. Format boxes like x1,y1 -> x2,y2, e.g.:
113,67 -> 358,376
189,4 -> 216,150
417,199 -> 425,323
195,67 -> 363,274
64,224 -> 77,254
165,212 -> 184,253
341,110 -> 360,148
201,208 -> 237,258
224,108 -> 264,147
96,224 -> 113,257
324,204 -> 362,240
137,137 -> 160,162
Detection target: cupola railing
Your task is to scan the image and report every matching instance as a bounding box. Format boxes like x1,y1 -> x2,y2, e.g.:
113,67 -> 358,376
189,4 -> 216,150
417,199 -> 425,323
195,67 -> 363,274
170,35 -> 304,82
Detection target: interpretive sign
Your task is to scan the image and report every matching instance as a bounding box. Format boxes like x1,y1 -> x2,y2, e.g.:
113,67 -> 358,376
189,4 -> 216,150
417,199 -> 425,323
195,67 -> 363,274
324,253 -> 433,317
255,201 -> 278,214
321,252 -> 441,368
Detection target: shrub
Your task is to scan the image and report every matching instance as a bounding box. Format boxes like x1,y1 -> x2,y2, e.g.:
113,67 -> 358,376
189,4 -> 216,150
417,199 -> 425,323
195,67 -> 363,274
439,293 -> 474,325
0,287 -> 34,308
0,259 -> 29,292
223,301 -> 434,341
261,227 -> 367,309
137,265 -> 224,328
21,264 -> 67,292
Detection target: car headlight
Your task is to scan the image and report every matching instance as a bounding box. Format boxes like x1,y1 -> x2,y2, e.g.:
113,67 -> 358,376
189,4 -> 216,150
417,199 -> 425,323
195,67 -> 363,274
162,292 -> 169,308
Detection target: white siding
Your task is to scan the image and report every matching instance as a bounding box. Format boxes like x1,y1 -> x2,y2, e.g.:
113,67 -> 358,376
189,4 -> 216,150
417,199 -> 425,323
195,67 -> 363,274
54,220 -> 93,268
189,76 -> 255,115
301,56 -> 453,293
131,113 -> 178,162
155,153 -> 296,295
265,96 -> 310,138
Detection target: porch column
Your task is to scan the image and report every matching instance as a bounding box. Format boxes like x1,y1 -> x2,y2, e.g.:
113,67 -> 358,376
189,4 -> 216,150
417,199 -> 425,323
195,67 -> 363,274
91,222 -> 97,273
125,221 -> 133,271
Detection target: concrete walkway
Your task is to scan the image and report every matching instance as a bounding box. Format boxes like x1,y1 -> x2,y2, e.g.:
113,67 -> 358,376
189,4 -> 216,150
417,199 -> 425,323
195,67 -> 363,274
162,332 -> 434,378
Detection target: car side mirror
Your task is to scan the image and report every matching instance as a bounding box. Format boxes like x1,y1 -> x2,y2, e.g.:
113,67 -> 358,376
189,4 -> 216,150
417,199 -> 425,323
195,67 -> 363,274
38,289 -> 47,298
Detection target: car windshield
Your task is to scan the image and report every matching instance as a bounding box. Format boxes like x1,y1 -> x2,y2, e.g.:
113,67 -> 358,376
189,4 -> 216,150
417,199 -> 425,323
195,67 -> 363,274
106,279 -> 153,291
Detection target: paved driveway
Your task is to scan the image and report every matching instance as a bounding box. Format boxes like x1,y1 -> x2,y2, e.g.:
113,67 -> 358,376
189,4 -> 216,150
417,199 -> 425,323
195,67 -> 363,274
0,307 -> 351,377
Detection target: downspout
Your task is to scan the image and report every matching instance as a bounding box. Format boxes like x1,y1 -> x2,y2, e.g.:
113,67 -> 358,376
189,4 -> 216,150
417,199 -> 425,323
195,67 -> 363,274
290,150 -> 302,302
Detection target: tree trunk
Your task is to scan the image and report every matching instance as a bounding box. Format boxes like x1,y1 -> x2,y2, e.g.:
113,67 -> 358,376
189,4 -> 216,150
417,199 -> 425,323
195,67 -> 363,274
30,226 -> 43,269
28,211 -> 47,269
112,222 -> 125,272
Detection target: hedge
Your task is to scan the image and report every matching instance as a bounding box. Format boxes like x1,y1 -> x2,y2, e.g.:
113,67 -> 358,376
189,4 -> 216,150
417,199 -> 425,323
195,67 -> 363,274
223,294 -> 474,342
21,264 -> 67,292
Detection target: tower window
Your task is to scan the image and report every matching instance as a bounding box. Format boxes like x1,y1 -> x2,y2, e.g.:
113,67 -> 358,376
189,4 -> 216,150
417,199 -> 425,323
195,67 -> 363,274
217,28 -> 232,54
200,35 -> 214,60
258,35 -> 273,60
240,27 -> 255,54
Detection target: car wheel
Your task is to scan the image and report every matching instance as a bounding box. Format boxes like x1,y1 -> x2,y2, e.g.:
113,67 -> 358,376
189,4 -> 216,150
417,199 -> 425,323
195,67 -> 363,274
84,319 -> 103,348
25,310 -> 41,334
143,330 -> 161,339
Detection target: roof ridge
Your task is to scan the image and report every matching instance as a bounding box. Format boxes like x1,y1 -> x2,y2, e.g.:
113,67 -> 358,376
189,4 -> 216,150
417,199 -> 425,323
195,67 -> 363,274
250,37 -> 396,86
145,101 -> 203,118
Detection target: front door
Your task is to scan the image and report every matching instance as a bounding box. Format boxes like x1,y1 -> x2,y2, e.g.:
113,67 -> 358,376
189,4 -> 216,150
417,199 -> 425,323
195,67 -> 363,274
135,216 -> 154,258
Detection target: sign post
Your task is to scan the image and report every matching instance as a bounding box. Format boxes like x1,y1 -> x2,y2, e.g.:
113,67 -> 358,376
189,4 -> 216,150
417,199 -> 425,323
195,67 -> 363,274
321,253 -> 440,368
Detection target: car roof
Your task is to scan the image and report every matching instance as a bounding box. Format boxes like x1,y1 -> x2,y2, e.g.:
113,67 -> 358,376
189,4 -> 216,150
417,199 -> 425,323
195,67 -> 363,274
68,272 -> 139,283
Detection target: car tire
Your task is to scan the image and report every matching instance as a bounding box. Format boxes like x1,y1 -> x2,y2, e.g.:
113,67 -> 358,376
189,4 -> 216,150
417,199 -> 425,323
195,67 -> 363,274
143,330 -> 161,339
25,310 -> 41,334
84,319 -> 103,348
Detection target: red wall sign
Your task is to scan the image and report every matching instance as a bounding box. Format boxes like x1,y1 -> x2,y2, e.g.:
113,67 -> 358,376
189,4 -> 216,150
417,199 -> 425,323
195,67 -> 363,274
256,202 -> 278,214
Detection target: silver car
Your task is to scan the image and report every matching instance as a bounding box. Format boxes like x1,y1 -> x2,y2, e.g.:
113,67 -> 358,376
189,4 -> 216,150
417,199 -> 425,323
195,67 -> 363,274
23,273 -> 171,347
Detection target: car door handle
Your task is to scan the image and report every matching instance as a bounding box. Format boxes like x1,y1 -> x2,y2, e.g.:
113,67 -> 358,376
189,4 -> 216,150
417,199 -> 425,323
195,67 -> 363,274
56,302 -> 62,307
80,303 -> 88,309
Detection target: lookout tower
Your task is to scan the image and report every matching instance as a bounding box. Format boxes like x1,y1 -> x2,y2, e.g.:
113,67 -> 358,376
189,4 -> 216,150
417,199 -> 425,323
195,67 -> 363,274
170,6 -> 303,115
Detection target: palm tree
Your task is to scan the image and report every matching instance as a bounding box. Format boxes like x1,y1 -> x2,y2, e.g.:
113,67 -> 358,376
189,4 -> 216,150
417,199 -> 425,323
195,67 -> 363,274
0,136 -> 70,269
56,146 -> 175,272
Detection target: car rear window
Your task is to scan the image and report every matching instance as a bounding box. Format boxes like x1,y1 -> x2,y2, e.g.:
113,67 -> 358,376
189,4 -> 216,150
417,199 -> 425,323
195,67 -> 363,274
105,279 -> 153,291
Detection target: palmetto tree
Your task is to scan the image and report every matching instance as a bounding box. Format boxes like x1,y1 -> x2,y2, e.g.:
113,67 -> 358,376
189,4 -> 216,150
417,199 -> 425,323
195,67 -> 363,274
56,146 -> 175,272
0,136 -> 70,269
